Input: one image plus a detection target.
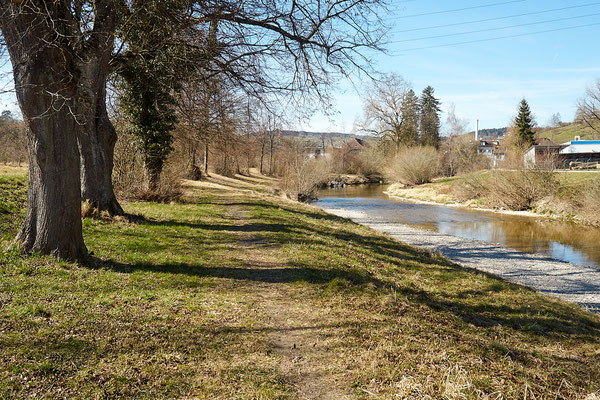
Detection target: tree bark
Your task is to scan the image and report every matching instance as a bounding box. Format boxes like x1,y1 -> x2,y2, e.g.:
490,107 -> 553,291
0,0 -> 120,260
204,142 -> 209,175
76,15 -> 123,216
1,34 -> 87,260
77,68 -> 124,215
147,165 -> 161,191
16,106 -> 88,261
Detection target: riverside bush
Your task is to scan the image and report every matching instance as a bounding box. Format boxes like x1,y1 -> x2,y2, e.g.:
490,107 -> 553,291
487,169 -> 557,210
455,169 -> 557,211
113,129 -> 183,203
584,177 -> 600,224
279,156 -> 331,202
452,172 -> 489,203
386,146 -> 441,186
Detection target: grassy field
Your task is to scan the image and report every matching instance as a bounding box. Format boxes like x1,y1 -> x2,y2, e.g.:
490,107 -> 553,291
1,168 -> 600,399
538,123 -> 599,144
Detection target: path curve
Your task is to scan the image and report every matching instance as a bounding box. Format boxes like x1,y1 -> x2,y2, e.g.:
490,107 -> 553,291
319,206 -> 600,313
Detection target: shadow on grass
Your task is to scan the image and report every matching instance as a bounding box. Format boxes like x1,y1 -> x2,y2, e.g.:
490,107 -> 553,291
220,200 -> 346,223
85,251 -> 600,340
128,210 -> 452,269
98,199 -> 600,340
210,320 -> 372,336
88,257 -> 381,287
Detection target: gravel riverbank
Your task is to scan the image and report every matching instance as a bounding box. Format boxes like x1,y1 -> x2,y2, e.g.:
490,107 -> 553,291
319,206 -> 600,313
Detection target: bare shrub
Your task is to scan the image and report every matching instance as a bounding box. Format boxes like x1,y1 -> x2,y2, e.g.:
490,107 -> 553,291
452,172 -> 489,203
487,169 -> 557,210
385,146 -> 441,186
330,148 -> 361,175
454,168 -> 558,211
533,150 -> 561,171
441,135 -> 490,176
357,142 -> 387,176
500,123 -> 529,169
583,177 -> 600,224
112,128 -> 146,198
461,169 -> 556,211
279,153 -> 332,202
112,127 -> 183,203
136,160 -> 184,203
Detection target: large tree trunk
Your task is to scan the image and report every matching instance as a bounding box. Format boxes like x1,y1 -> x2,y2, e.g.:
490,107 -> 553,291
16,106 -> 88,261
77,28 -> 123,216
146,164 -> 161,191
0,0 -> 119,261
4,44 -> 88,261
77,79 -> 124,215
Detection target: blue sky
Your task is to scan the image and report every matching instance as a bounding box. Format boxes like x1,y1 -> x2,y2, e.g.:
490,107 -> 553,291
304,0 -> 600,133
0,1 -> 599,134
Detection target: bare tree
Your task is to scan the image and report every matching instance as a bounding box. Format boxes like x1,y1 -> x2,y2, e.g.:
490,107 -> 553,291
357,74 -> 416,152
251,107 -> 283,176
268,127 -> 281,176
547,112 -> 562,129
445,103 -> 470,137
176,77 -> 233,176
577,80 -> 600,134
278,137 -> 331,201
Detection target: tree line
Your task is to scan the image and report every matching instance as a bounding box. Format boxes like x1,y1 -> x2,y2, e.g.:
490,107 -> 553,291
358,73 -> 442,152
0,0 -> 387,261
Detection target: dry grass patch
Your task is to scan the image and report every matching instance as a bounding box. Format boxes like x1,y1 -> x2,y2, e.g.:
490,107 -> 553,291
1,172 -> 600,398
387,182 -> 457,204
0,163 -> 27,174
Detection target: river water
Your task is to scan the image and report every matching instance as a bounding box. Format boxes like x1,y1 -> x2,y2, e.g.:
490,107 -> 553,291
316,184 -> 600,269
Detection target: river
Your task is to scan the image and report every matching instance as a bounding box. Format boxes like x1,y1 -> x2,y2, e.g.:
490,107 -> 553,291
316,184 -> 600,269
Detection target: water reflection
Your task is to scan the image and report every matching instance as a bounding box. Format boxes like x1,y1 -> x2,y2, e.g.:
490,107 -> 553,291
316,185 -> 600,268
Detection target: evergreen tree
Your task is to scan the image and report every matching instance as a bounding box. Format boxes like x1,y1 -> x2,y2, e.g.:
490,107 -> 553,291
399,89 -> 420,145
514,99 -> 536,149
116,1 -> 189,190
118,61 -> 179,190
419,86 -> 442,147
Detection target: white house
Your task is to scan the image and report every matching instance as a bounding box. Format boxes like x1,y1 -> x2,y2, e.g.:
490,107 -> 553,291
559,140 -> 600,155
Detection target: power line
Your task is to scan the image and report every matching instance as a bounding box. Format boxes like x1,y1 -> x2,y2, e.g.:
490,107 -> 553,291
392,12 -> 600,43
396,22 -> 600,52
393,2 -> 600,32
395,0 -> 526,19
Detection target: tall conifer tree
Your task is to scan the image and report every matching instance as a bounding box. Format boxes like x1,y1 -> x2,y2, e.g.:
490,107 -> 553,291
419,86 -> 441,147
514,99 -> 536,149
400,89 -> 420,146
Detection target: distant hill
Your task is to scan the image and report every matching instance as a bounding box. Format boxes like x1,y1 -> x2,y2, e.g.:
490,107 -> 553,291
465,127 -> 507,139
281,130 -> 368,139
537,123 -> 599,144
280,130 -> 372,148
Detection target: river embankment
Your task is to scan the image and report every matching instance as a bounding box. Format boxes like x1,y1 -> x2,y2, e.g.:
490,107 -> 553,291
316,185 -> 600,313
385,186 -> 543,218
324,174 -> 383,188
319,205 -> 600,312
386,169 -> 600,226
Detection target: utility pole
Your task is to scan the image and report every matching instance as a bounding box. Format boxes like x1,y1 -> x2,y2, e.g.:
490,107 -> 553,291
475,119 -> 479,141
